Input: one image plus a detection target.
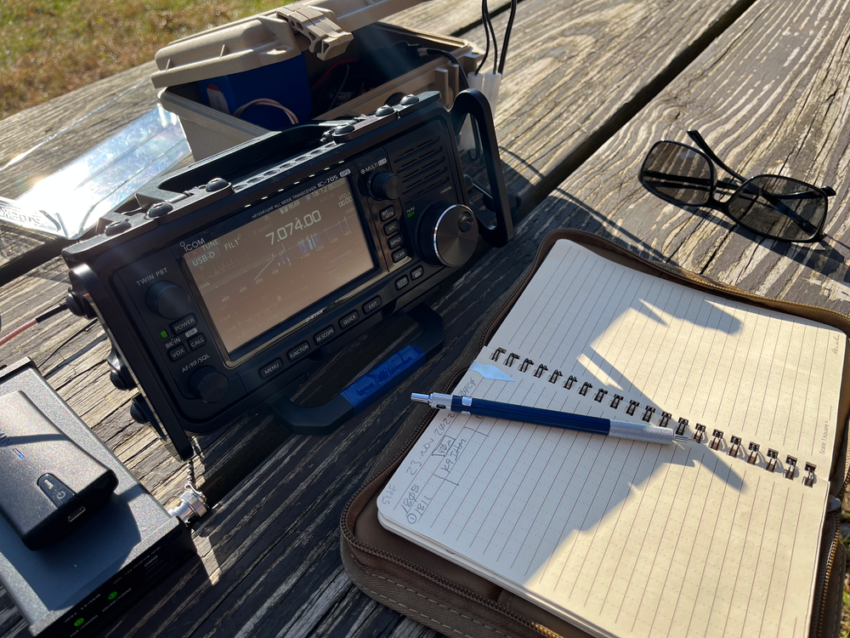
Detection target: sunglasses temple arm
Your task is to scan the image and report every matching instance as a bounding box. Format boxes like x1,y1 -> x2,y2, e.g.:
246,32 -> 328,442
822,186 -> 836,197
687,130 -> 747,183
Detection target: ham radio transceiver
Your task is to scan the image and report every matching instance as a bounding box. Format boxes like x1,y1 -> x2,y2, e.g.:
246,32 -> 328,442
62,90 -> 513,460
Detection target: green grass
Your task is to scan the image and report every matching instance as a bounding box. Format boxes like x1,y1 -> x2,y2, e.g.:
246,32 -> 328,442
0,0 -> 282,119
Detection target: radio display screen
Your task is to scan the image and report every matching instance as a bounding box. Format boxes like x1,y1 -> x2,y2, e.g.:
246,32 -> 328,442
182,178 -> 375,353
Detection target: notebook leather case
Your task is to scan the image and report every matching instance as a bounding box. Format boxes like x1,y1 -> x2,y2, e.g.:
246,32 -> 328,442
340,229 -> 850,638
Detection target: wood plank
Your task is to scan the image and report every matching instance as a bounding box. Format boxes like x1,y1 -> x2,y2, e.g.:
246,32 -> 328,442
0,0 -> 796,635
538,0 -> 850,316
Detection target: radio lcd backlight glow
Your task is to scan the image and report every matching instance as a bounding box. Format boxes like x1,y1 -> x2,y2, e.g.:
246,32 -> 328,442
183,179 -> 375,353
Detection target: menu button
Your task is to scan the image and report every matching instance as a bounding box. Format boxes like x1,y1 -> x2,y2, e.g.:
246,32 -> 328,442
260,359 -> 283,379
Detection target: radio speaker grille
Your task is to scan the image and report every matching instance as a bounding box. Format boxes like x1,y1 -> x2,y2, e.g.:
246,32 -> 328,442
388,132 -> 451,201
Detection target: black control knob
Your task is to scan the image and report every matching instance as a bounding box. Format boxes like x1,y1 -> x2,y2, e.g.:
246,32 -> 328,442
417,202 -> 479,267
189,367 -> 229,404
145,281 -> 190,319
368,171 -> 403,200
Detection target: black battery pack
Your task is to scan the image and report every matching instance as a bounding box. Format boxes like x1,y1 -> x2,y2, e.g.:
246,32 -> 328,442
0,358 -> 196,638
0,391 -> 118,550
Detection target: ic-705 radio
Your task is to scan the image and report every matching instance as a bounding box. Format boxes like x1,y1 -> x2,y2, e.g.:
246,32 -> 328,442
62,90 -> 513,460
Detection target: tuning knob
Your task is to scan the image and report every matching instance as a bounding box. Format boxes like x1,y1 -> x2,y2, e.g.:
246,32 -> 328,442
189,367 -> 229,404
145,281 -> 190,319
417,202 -> 479,267
367,171 -> 403,200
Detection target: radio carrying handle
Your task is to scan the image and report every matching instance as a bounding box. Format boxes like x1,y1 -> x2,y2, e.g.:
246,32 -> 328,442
268,304 -> 443,435
450,90 -> 514,248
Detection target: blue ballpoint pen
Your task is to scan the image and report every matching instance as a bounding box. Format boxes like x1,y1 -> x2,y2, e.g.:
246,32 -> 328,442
410,392 -> 689,445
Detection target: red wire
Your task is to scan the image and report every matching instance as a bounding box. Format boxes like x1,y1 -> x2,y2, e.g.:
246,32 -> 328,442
310,59 -> 357,91
0,318 -> 37,347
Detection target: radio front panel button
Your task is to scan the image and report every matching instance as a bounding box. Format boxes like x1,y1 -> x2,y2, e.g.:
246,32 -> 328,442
188,333 -> 207,350
146,281 -> 191,319
363,297 -> 382,314
168,345 -> 188,361
260,359 -> 283,379
387,235 -> 404,250
171,315 -> 197,334
383,220 -> 400,235
395,276 -> 410,290
184,327 -> 199,339
164,335 -> 183,350
411,266 -> 424,280
379,206 -> 396,222
314,325 -> 336,345
288,341 -> 311,361
391,248 -> 408,263
339,311 -> 359,329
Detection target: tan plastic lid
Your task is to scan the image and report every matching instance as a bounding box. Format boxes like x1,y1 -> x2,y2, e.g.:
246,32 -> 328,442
151,0 -> 429,88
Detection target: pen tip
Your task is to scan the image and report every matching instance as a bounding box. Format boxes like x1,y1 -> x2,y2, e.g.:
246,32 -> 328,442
411,393 -> 430,404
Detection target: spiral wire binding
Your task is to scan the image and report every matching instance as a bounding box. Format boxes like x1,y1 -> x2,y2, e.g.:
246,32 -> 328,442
488,347 -> 818,486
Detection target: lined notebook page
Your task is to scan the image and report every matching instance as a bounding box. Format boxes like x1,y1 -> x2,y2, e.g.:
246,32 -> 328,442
490,240 -> 845,467
378,240 -> 846,638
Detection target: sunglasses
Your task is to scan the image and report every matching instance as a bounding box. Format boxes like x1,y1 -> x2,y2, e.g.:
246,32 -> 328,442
639,130 -> 836,242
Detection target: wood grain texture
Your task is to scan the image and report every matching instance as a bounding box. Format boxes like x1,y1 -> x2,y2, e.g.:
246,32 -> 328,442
539,0 -> 850,316
7,0 -> 845,636
385,0 -> 511,36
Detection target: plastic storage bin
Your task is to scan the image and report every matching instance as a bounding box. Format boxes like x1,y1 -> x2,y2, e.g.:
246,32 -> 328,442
152,0 -> 480,159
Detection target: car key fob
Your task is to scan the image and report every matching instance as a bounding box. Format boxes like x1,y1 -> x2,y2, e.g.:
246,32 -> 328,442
0,391 -> 118,550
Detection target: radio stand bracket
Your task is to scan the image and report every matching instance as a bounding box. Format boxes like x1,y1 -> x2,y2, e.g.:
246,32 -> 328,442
270,304 -> 444,435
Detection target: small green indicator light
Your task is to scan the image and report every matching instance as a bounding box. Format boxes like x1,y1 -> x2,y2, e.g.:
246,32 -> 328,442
159,330 -> 169,339
108,591 -> 118,600
407,210 -> 416,218
74,619 -> 85,628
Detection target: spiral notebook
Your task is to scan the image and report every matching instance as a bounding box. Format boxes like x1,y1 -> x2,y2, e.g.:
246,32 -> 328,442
377,239 -> 847,638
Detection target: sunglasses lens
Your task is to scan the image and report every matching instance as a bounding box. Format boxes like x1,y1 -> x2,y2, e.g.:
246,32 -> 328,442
728,176 -> 826,241
640,142 -> 713,206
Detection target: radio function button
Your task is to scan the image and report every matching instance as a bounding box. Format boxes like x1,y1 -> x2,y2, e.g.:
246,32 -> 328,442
188,333 -> 206,350
146,281 -> 191,319
260,359 -> 283,379
314,325 -> 336,345
411,266 -> 424,280
387,235 -> 404,249
339,311 -> 359,329
391,248 -> 408,263
171,314 -> 197,334
189,367 -> 229,403
395,276 -> 410,291
383,220 -> 400,235
164,335 -> 183,350
168,345 -> 188,361
184,327 -> 198,339
288,341 -> 311,361
379,206 -> 396,222
363,297 -> 382,314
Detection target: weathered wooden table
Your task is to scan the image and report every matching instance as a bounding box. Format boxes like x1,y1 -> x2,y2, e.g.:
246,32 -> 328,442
2,0 -> 849,635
